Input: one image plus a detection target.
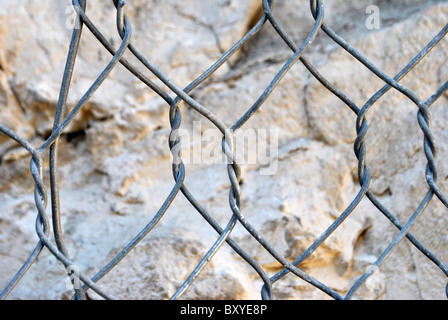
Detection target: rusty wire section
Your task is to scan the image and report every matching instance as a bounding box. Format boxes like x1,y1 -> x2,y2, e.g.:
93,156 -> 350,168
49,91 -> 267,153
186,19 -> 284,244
1,0 -> 448,300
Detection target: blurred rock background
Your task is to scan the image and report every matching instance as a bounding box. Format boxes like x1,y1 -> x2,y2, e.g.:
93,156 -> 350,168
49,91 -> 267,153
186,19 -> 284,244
0,0 -> 447,300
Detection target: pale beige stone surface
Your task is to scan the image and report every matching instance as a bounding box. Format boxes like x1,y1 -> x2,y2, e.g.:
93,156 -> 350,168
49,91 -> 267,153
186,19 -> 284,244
0,0 -> 447,300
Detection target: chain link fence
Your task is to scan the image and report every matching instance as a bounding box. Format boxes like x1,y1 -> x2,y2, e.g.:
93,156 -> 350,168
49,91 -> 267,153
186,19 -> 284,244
0,0 -> 447,300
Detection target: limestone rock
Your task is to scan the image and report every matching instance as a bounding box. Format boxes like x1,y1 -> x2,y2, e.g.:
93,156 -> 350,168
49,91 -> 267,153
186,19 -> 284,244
0,0 -> 447,300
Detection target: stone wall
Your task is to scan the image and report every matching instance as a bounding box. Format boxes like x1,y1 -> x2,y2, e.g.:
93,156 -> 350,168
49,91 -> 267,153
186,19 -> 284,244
0,0 -> 447,300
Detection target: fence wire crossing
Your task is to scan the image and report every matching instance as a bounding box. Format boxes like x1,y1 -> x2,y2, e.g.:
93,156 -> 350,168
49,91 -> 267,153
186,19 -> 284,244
1,0 -> 448,300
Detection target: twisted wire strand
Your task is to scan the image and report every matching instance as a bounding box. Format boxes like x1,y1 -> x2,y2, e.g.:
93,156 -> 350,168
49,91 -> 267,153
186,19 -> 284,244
0,126 -> 45,299
217,0 -> 347,300
259,0 -> 371,298
167,2 -> 275,299
0,0 -> 446,300
262,0 -> 448,298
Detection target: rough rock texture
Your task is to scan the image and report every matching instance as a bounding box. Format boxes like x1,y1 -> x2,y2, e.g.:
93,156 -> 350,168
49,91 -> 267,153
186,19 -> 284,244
0,0 -> 447,300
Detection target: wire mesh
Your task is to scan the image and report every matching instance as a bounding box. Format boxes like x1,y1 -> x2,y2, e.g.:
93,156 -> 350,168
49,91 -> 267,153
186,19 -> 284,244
0,0 -> 447,300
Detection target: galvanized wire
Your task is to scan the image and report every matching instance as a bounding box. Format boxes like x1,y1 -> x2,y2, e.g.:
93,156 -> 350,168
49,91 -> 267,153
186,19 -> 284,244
0,0 -> 447,300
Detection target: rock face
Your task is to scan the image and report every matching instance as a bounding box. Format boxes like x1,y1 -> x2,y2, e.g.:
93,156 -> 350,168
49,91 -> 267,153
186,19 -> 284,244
0,0 -> 447,300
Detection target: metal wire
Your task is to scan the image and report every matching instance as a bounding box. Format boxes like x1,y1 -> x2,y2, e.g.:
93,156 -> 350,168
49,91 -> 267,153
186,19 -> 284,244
0,0 -> 447,300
